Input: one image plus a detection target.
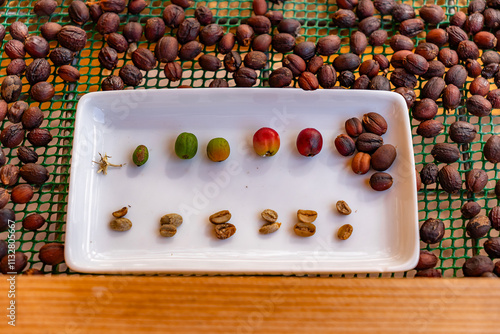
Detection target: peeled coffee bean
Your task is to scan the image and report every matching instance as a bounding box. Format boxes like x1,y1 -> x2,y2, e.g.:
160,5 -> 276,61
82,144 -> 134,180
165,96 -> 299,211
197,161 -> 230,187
25,36 -> 50,58
369,75 -> 390,91
446,26 -> 468,47
438,165 -> 462,194
392,4 -> 415,22
9,21 -> 28,41
390,34 -> 414,51
209,79 -> 228,88
359,59 -> 380,78
369,172 -> 393,191
422,60 -> 445,79
390,50 -> 411,68
0,124 -> 25,148
395,87 -> 416,108
368,30 -> 387,46
58,65 -> 81,83
431,143 -> 460,163
34,0 -> 57,16
467,95 -> 492,117
399,18 -> 424,37
17,146 -> 39,163
6,59 -> 26,76
426,28 -> 448,47
457,40 -> 480,61
358,16 -> 381,36
236,24 -> 254,47
487,89 -> 500,108
490,206 -> 500,230
252,34 -> 272,52
20,163 -> 49,184
8,101 -> 28,124
353,75 -> 370,89
307,56 -> 324,74
420,218 -> 445,244
339,71 -> 355,88
469,77 -> 490,96
448,121 -> 476,144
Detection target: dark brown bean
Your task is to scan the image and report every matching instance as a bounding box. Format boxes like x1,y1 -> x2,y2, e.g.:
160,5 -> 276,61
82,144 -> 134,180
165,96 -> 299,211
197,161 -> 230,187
368,30 -> 387,46
144,17 -> 166,42
298,72 -> 319,91
10,21 -> 28,41
465,169 -> 488,193
399,18 -> 424,37
22,106 -> 44,130
247,15 -> 271,35
269,67 -> 293,88
438,165 -> 462,194
374,0 -> 395,15
449,121 -> 476,143
234,67 -> 257,87
389,34 -> 414,52
484,135 -> 500,163
89,3 -> 102,23
223,51 -> 242,72
335,134 -> 356,156
415,250 -> 439,270
106,33 -> 128,53
283,54 -> 306,77
179,41 -> 202,61
359,59 -> 380,78
31,82 -> 55,102
34,0 -> 57,16
445,65 -> 467,88
431,143 -> 460,163
487,89 -> 500,108
415,42 -> 439,61
40,22 -> 62,41
164,62 -> 182,81
176,18 -> 200,45
390,50 -> 412,68
163,4 -> 185,29
420,163 -> 438,185
272,33 -> 295,53
155,36 -> 178,63
58,25 -> 87,51
333,53 -> 360,72
132,48 -> 157,71
467,95 -> 492,117
218,33 -> 236,54
277,18 -> 301,36
316,35 -> 340,56
421,77 -> 445,101
490,206 -> 500,230
469,77 -> 490,96
485,8 -> 500,29
128,0 -> 146,14
332,9 -> 357,28
450,11 -> 467,27
350,31 -> 367,55
390,68 -> 417,88
199,24 -> 224,46
392,3 -> 415,22
339,71 -> 355,88
8,101 -> 28,124
199,54 -> 221,71
195,5 -> 213,25
355,133 -> 383,153
484,238 -> 500,258
419,4 -> 445,25
6,41 -> 28,59
358,16 -> 380,36
438,48 -> 459,68
403,53 -> 429,76
420,218 -> 445,244
446,26 -> 468,47
307,56 -> 324,74
457,40 -> 479,61
25,36 -> 50,58
265,11 -> 283,26
353,75 -> 370,89
371,144 -> 396,171
474,31 -> 497,49
357,0 -> 375,19
17,146 -> 39,164
466,59 -> 482,78
119,64 -> 143,86
422,60 -> 446,79
442,84 -> 461,110
6,59 -> 26,76
98,46 -> 118,70
395,87 -> 416,108
466,215 -> 491,239
252,34 -> 271,52
462,256 -> 494,276
49,47 -> 75,66
96,12 -> 120,36
462,201 -> 481,219
26,58 -> 51,85
294,41 -> 316,60
123,22 -> 142,43
1,75 -> 22,103
465,12 -> 484,34
426,28 -> 448,47
171,0 -> 193,9
369,172 -> 393,191
69,0 -> 90,25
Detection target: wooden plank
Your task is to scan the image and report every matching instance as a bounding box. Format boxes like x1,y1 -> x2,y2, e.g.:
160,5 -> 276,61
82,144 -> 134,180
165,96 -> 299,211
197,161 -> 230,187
0,277 -> 498,333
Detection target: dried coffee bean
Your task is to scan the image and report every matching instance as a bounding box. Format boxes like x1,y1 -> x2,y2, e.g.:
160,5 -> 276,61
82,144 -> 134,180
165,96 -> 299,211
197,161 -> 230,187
412,98 -> 438,121
368,29 -> 387,46
316,35 -> 340,56
422,60 -> 445,79
128,0 -> 146,14
358,16 -> 380,36
49,47 -> 75,66
277,18 -> 301,36
403,53 -> 429,76
482,63 -> 499,79
26,58 -> 50,86
335,134 -> 356,156
1,75 -> 22,102
154,37 -> 178,63
11,184 -> 34,204
369,172 -> 393,191
17,146 -> 38,163
391,50 -> 412,69
432,143 -> 460,163
419,4 -> 445,24
469,0 -> 486,13
465,12 -> 484,34
474,31 -> 497,49
98,46 -> 118,70
392,3 -> 415,22
417,120 -> 444,138
449,121 -> 476,144
6,59 -> 26,76
106,33 -> 128,53
179,41 -> 202,61
298,72 -> 319,91
0,124 -> 25,148
356,0 -> 374,19
399,18 -> 424,37
195,5 -> 213,25
58,65 -> 80,83
58,25 -> 87,51
438,165 -> 462,194
353,75 -> 370,89
119,64 -> 143,86
415,269 -> 442,277
101,75 -> 124,91
345,117 -> 363,138
485,8 -> 500,28
171,0 -> 192,9
371,144 -> 396,171
214,223 -> 236,239
160,213 -> 183,227
484,238 -> 500,258
199,54 -> 221,71
123,22 -> 143,43
209,79 -> 228,88
467,95 -> 492,117
426,28 -> 448,47
356,133 -> 383,153
469,77 -> 490,97
34,0 -> 57,16
293,222 -> 316,237
442,84 -> 461,110
218,33 -> 236,54
420,218 -> 445,244
466,59 -> 482,78
336,201 -> 352,215
269,67 -> 292,88
236,24 -> 254,47
144,17 -> 165,42
261,209 -> 278,223
244,51 -> 267,70
359,60 -> 379,78
0,252 -> 27,274
252,34 -> 272,52
259,222 -> 281,234
446,26 -> 468,48
337,224 -> 353,240
31,83 -> 55,103
69,0 -> 90,25
27,128 -> 52,147
99,0 -> 126,12
415,250 -> 438,270
445,65 -> 467,88
247,15 -> 271,35
373,0 -> 395,14
420,163 -> 438,185
461,201 -> 481,219
333,53 -> 361,72
0,208 -> 14,232
265,11 -> 283,25
421,77 -> 445,101
23,213 -> 45,231
200,24 -> 224,46
222,51 -> 242,73
415,43 -> 439,61
272,33 -> 295,53
362,112 -> 387,135
111,207 -> 128,218
339,71 -> 355,88
465,169 -> 488,193
7,101 -> 27,124
395,87 -> 416,108
163,4 -> 185,29
209,210 -> 232,224
316,64 -> 336,89
307,56 -> 324,74
10,21 -> 28,41
457,40 -> 479,61
466,215 -> 491,239
132,47 -> 157,71
490,206 -> 500,230
483,50 -> 500,65
176,18 -> 200,44
297,209 -> 317,223
19,163 -> 48,185
484,135 -> 500,163
350,31 -> 367,55
110,218 -> 132,231
294,41 -> 316,60
0,165 -> 19,186
487,89 -> 500,108
389,34 -> 414,52
390,68 -> 417,88
164,62 -> 182,81
438,48 -> 459,68
283,54 -> 306,77
89,3 -> 102,22
24,36 -> 50,58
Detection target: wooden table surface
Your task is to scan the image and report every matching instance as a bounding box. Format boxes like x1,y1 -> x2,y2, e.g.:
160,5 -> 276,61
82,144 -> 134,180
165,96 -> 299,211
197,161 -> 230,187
0,276 -> 498,333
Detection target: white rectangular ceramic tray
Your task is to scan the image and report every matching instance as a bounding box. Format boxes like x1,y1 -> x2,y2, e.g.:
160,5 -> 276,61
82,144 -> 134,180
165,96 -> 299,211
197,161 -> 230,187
66,88 -> 419,274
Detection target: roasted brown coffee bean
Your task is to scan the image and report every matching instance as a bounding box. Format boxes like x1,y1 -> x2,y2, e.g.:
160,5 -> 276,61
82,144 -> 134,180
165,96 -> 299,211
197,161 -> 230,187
265,11 -> 283,25
415,43 -> 439,61
179,41 -> 202,61
98,46 -> 118,70
345,117 -> 363,138
465,12 -> 484,34
261,209 -> 278,223
199,54 -> 221,71
422,60 -> 445,79
389,34 -> 414,52
294,41 -> 316,60
350,31 -> 367,55
362,112 -> 387,135
10,21 -> 28,41
30,82 -> 54,103
269,67 -> 292,88
283,54 -> 306,77
123,22 -> 143,43
164,62 -> 182,81
5,40 -> 25,59
335,134 -> 356,156
244,51 -> 267,70
446,26 -> 468,47
449,121 -> 476,143
369,172 -> 393,191
421,77 -> 445,101
293,222 -> 316,237
11,184 -> 34,204
466,59 -> 482,78
96,12 -> 120,36
371,144 -> 396,171
339,71 -> 355,88
359,59 -> 380,78
426,28 -> 448,47
49,47 -> 75,66
154,37 -> 178,63
218,33 -> 236,54
209,79 -> 228,88
17,146 -> 38,163
252,34 -> 271,52
200,24 -> 224,46
234,67 -> 257,87
23,213 -> 45,231
272,33 -> 295,53
442,84 -> 461,110
392,3 -> 415,22
25,58 -> 50,86
25,36 -> 50,58
465,169 -> 488,193
223,51 -> 241,72
368,29 -> 387,46
277,18 -> 301,36
461,201 -> 481,219
403,53 -> 429,76
132,48 -> 157,71
358,16 -> 381,36
356,0 -> 374,19
420,218 -> 445,244
390,68 -> 417,88
420,163 -> 438,185
101,75 -> 124,91
34,0 -> 57,16
176,18 -> 200,44
356,132 -> 383,153
419,4 -> 445,24
106,33 -> 128,53
247,15 -> 271,35
8,101 -> 28,124
432,143 -> 460,163
445,65 -> 467,88
58,25 -> 87,51
399,18 -> 424,37
0,124 -> 24,148
195,5 -> 213,25
467,95 -> 492,117
0,252 -> 27,274
417,120 -> 444,138
390,50 -> 411,68
58,65 -> 80,83
438,48 -> 459,68
490,206 -> 500,230
144,17 -> 165,42
0,165 -> 19,186
457,40 -> 479,61
415,250 -> 438,270
353,75 -> 370,89
19,163 -> 49,184
469,77 -> 490,97
128,0 -> 146,14
395,87 -> 416,108
466,215 -> 491,239
438,165 -> 462,194
69,0 -> 90,25
163,4 -> 184,29
333,53 -> 361,72
484,135 -> 500,163
298,72 -> 319,91
474,31 -> 497,49
307,56 -> 323,74
119,64 -> 143,86
214,223 -> 236,239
